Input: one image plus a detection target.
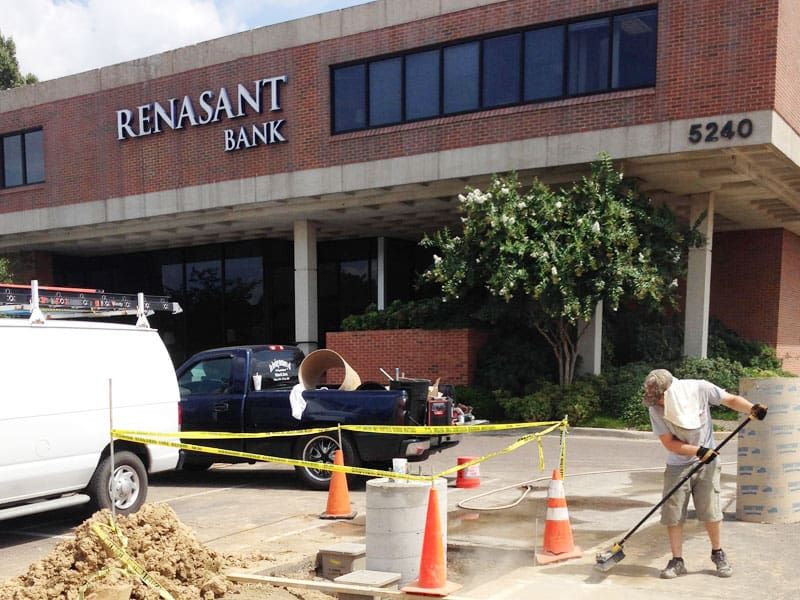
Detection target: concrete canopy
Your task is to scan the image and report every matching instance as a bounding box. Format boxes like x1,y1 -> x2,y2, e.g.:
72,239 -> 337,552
2,110 -> 799,256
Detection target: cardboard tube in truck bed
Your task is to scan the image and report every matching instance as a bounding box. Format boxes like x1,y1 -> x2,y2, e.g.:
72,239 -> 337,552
298,349 -> 362,391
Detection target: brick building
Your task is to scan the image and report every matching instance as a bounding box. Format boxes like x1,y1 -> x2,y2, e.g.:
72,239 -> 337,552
2,0 -> 800,374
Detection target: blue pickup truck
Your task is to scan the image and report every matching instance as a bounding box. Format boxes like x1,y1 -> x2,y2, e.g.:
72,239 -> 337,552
176,345 -> 458,489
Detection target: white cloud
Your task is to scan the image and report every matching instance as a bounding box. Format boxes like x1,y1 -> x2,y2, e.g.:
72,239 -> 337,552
1,0 -> 373,82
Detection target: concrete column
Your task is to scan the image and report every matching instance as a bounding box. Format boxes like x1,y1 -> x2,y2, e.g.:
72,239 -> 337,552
293,220 -> 318,355
577,301 -> 603,375
683,193 -> 715,358
377,237 -> 386,310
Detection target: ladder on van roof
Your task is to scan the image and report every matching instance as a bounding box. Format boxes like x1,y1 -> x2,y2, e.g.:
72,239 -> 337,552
0,280 -> 182,327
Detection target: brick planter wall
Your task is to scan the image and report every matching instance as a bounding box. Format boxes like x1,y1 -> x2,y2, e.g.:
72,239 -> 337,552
325,329 -> 489,386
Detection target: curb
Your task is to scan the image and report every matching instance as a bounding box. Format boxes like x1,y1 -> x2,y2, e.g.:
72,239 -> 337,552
569,427 -> 653,440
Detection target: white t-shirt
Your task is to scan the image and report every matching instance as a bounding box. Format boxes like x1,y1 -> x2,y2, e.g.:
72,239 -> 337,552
648,379 -> 725,466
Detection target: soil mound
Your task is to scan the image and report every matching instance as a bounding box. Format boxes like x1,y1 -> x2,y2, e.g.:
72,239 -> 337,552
0,504 -> 249,600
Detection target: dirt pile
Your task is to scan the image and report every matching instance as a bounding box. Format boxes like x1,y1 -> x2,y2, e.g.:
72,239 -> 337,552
0,504 -> 260,600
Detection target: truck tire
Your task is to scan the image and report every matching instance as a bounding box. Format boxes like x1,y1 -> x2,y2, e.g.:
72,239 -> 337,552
294,433 -> 359,490
87,451 -> 148,514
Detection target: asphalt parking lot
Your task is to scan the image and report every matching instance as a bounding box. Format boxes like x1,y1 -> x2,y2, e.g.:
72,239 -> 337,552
1,429 -> 798,598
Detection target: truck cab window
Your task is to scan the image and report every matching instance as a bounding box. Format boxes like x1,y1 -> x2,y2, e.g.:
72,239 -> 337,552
178,357 -> 234,395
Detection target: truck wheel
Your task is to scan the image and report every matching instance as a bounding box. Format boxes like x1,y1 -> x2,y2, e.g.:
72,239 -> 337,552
294,433 -> 359,491
87,451 -> 148,514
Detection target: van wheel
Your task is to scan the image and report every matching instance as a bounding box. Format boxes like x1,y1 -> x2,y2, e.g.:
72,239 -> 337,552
88,451 -> 148,514
293,433 -> 359,491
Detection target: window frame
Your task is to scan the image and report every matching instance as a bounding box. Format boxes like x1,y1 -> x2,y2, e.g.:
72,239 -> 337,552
330,5 -> 657,134
1,127 -> 45,189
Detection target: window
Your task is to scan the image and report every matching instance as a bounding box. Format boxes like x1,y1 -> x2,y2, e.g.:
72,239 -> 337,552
405,50 -> 440,121
2,129 -> 44,188
443,42 -> 480,114
524,26 -> 564,101
568,18 -> 610,95
333,64 -> 366,133
483,33 -> 522,108
370,57 -> 402,126
331,8 -> 657,133
613,9 -> 658,89
178,357 -> 233,396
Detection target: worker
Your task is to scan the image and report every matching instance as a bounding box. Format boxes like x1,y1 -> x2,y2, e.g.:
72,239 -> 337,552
642,369 -> 768,579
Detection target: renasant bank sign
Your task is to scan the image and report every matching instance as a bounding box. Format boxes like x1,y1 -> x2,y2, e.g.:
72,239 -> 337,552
114,75 -> 288,152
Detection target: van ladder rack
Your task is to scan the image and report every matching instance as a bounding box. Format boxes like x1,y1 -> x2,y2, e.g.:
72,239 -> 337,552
0,280 -> 182,327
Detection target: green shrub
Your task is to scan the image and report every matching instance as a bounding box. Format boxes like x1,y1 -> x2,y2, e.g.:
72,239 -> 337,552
673,356 -> 746,392
555,377 -> 603,426
601,362 -> 654,420
341,298 -> 475,331
602,362 -> 654,430
621,398 -> 652,430
708,319 -> 783,370
498,384 -> 558,423
497,377 -> 602,426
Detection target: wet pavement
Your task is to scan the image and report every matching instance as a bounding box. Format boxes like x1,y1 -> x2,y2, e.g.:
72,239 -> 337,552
2,426 -> 798,598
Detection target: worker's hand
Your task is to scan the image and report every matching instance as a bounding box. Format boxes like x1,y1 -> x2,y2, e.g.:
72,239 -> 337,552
696,446 -> 718,464
750,403 -> 768,421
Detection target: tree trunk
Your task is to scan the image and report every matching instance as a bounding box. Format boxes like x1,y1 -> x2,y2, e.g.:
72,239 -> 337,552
535,318 -> 579,387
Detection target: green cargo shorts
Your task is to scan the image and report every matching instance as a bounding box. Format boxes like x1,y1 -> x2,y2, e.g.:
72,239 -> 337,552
660,460 -> 722,526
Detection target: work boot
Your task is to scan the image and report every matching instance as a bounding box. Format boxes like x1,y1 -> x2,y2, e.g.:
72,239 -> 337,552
711,549 -> 733,577
660,557 -> 687,579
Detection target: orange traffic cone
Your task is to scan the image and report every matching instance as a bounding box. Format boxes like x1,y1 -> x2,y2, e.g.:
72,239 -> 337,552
535,469 -> 583,565
401,487 -> 461,596
319,449 -> 357,520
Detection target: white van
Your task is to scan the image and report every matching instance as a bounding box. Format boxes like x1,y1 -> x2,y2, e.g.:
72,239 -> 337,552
0,317 -> 180,521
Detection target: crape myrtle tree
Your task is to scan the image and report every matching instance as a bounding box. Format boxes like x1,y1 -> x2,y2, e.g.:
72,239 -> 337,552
422,154 -> 703,387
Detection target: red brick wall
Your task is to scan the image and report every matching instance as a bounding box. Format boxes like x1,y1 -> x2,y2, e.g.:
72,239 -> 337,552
711,229 -> 782,345
776,230 -> 800,372
0,0 -> 782,215
776,0 -> 800,134
325,328 -> 489,386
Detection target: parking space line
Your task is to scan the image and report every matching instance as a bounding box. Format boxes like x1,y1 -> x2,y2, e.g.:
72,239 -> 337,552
157,483 -> 251,504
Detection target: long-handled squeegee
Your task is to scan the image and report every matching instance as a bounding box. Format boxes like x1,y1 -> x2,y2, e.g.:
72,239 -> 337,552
594,413 -> 756,572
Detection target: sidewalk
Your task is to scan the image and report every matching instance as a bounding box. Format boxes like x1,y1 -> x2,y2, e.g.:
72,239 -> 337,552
446,425 -> 798,599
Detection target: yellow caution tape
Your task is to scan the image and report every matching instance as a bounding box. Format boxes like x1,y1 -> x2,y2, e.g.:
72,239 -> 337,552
116,425 -> 340,439
115,417 -> 568,482
114,419 -> 562,441
91,521 -> 175,600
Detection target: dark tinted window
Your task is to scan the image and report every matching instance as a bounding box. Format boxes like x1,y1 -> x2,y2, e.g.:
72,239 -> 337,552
2,134 -> 23,187
524,26 -> 564,101
251,347 -> 303,388
225,247 -> 264,345
330,9 -> 656,132
24,130 -> 44,184
613,9 -> 657,88
370,57 -> 402,126
405,50 -> 440,120
443,41 -> 479,114
184,249 -> 223,353
178,357 -> 233,396
483,33 -> 521,108
568,18 -> 610,95
333,64 -> 367,132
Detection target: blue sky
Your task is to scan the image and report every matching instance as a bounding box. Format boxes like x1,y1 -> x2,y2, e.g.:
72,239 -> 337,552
1,0 -> 374,82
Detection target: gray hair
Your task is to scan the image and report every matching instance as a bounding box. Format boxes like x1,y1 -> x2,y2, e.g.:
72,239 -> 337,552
643,369 -> 673,407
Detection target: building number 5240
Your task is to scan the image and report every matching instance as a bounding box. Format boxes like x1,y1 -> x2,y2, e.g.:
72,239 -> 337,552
688,118 -> 753,144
